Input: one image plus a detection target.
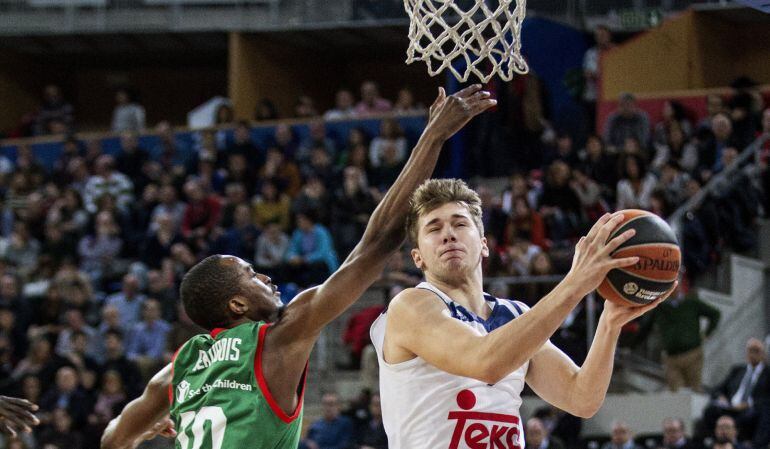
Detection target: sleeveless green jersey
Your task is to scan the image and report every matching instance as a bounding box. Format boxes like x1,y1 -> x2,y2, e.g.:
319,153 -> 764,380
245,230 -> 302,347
169,321 -> 305,449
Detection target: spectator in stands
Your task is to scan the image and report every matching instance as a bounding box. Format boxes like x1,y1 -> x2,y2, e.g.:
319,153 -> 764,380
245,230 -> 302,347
291,176 -> 331,225
661,417 -> 696,449
38,407 -> 84,449
538,160 -> 581,243
533,406 -> 583,449
254,220 -> 289,283
83,155 -> 133,214
394,87 -> 423,114
342,296 -> 385,370
707,113 -> 735,175
103,273 -> 146,330
295,95 -> 319,118
254,98 -> 279,121
703,338 -> 769,446
369,117 -> 407,168
85,370 -> 127,447
39,366 -> 91,429
125,299 -> 170,380
710,416 -> 749,449
657,161 -> 691,212
601,421 -> 641,449
301,392 -> 354,449
603,93 -> 651,150
0,222 -> 40,279
371,142 -> 406,190
355,81 -> 392,116
583,25 -> 614,132
227,121 -> 263,168
325,89 -> 357,120
77,211 -> 123,287
504,195 -> 547,250
615,154 -> 657,210
212,203 -> 260,259
99,330 -> 142,398
111,87 -> 146,133
34,84 -> 74,136
501,173 -> 538,214
331,166 -> 377,258
252,180 -> 291,231
699,95 -> 727,131
150,184 -> 185,232
285,211 -> 338,288
654,100 -> 693,146
165,302 -> 202,363
180,178 -> 222,244
526,417 -> 566,449
153,121 -> 193,175
302,146 -> 337,188
260,147 -> 302,196
354,393 -> 387,449
142,212 -> 183,269
653,122 -> 699,174
54,309 -> 96,358
570,168 -> 607,223
300,119 -> 338,163
728,77 -> 763,149
116,131 -> 149,183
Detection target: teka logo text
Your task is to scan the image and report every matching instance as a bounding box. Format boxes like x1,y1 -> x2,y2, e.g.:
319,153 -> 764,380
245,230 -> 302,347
447,390 -> 523,449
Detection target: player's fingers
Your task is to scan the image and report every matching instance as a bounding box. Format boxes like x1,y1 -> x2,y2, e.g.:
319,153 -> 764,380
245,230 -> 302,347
592,212 -> 626,248
469,98 -> 497,115
1,415 -> 30,434
602,229 -> 636,255
583,213 -> 612,245
0,422 -> 17,438
429,87 -> 444,112
0,403 -> 39,425
1,397 -> 38,411
605,256 -> 639,269
453,83 -> 483,98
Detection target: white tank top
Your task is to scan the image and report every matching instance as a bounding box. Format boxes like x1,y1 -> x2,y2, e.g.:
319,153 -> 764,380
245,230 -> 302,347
370,281 -> 530,449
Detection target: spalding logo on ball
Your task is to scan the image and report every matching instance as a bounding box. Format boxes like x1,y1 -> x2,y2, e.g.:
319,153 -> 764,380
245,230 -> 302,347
597,209 -> 681,307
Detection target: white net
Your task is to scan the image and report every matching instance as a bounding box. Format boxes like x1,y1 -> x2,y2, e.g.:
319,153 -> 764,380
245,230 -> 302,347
404,0 -> 529,83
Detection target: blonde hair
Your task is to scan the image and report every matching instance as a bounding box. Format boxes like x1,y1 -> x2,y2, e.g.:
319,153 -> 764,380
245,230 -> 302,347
405,179 -> 484,245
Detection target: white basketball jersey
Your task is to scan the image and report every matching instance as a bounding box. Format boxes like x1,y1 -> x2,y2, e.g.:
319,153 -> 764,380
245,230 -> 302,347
370,281 -> 530,449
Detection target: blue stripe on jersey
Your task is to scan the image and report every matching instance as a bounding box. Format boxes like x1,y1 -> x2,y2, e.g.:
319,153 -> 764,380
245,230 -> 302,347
444,293 -> 523,333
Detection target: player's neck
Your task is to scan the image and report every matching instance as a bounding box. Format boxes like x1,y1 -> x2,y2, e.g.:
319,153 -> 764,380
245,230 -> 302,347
425,269 -> 488,319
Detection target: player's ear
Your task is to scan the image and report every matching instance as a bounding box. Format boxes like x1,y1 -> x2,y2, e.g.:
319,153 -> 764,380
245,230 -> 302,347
410,248 -> 425,270
481,235 -> 490,258
228,296 -> 249,316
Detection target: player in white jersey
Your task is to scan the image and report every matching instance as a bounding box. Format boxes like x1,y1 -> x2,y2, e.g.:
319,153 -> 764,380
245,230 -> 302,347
371,179 -> 677,449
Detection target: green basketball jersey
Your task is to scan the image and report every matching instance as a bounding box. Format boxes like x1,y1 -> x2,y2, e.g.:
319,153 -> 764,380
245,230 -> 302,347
169,321 -> 304,449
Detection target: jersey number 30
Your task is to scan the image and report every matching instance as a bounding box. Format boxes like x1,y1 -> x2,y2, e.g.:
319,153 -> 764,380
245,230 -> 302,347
177,406 -> 228,449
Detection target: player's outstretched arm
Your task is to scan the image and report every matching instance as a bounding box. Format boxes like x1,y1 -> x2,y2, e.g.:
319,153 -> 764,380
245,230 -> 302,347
101,364 -> 176,449
276,85 -> 496,338
386,213 -> 639,389
526,283 -> 676,418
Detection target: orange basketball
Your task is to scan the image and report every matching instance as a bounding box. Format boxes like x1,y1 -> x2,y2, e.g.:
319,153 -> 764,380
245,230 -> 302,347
596,209 -> 681,307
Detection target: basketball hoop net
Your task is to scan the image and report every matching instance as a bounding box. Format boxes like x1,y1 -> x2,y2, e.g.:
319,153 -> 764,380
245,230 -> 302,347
403,0 -> 529,83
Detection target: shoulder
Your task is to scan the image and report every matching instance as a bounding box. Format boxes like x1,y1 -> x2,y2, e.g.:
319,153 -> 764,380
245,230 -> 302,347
387,288 -> 447,321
